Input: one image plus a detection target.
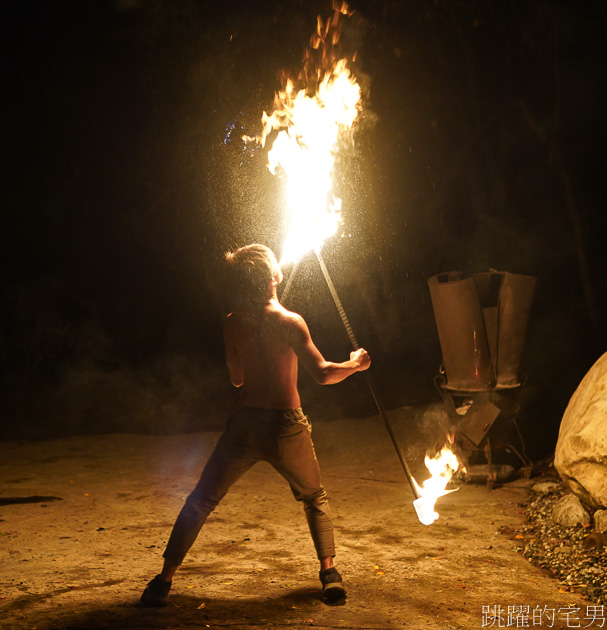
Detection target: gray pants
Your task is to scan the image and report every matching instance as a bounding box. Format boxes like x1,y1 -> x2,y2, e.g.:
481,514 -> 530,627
163,406 -> 335,564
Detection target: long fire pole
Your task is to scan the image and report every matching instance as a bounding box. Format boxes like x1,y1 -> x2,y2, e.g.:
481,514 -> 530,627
280,260 -> 300,305
281,250 -> 420,500
314,250 -> 420,500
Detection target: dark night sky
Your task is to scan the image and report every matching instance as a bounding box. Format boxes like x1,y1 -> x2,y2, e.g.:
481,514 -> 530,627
2,0 -> 606,447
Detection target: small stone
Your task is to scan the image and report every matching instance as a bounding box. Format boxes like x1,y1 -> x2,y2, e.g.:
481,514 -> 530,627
583,532 -> 607,548
532,481 -> 561,494
594,510 -> 607,533
551,494 -> 590,527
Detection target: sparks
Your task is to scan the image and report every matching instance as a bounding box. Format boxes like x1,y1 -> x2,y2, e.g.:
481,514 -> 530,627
251,4 -> 361,265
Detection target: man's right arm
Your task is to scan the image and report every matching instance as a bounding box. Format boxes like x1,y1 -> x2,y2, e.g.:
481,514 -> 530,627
288,313 -> 371,385
223,313 -> 244,388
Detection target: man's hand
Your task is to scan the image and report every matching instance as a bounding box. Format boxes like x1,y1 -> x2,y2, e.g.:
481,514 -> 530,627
350,348 -> 371,371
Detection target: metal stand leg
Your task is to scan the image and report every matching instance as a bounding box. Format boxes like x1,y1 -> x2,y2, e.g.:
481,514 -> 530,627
484,437 -> 496,490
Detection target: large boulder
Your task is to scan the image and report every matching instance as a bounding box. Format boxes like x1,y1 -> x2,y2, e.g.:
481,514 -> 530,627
554,353 -> 607,509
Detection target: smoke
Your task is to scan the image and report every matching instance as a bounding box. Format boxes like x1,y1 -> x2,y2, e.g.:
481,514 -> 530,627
0,278 -> 231,440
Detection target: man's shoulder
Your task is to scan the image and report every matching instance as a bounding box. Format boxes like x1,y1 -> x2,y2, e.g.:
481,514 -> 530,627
271,302 -> 304,324
225,303 -> 304,326
263,303 -> 309,339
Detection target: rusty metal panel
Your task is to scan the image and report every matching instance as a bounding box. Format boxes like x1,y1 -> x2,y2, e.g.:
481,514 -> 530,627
473,270 -> 536,386
428,272 -> 494,391
429,270 -> 536,391
457,395 -> 501,446
482,305 -> 499,379
495,272 -> 537,387
474,271 -> 503,381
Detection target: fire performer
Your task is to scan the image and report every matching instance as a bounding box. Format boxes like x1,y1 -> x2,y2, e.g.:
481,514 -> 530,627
141,243 -> 371,606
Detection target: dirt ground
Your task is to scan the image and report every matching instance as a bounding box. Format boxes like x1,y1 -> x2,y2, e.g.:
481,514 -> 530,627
0,405 -> 591,630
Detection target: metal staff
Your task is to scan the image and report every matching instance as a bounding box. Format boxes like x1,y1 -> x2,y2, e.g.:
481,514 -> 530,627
279,260 -> 300,305
313,250 -> 420,501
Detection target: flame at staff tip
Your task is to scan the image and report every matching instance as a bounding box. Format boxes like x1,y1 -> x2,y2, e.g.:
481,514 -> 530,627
412,447 -> 462,526
252,3 -> 362,266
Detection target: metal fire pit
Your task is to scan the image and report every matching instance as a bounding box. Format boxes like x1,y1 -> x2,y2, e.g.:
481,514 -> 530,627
464,464 -> 515,484
428,270 -> 537,488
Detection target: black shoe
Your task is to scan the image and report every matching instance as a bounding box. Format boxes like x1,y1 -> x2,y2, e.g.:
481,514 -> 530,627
141,575 -> 171,607
319,567 -> 346,602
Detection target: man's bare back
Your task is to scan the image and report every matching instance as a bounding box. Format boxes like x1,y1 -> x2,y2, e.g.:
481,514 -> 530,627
140,244 -> 370,606
224,297 -> 370,410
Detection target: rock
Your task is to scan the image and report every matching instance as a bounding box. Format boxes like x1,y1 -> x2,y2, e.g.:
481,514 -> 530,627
554,353 -> 607,509
531,481 -> 561,494
583,532 -> 607,548
595,510 -> 607,533
551,494 -> 589,527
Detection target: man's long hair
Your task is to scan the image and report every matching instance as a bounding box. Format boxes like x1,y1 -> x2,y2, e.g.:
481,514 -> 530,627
224,244 -> 282,304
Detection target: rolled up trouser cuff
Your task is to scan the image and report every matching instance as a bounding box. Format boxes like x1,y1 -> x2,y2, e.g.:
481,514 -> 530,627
302,488 -> 335,559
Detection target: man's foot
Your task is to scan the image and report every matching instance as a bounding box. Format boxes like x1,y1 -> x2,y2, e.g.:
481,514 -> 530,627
140,575 -> 171,607
319,567 -> 346,602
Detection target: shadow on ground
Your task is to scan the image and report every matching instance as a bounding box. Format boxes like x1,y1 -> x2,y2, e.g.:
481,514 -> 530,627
31,587 -> 349,630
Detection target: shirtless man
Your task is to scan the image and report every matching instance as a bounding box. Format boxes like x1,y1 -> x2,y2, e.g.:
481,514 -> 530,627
141,244 -> 371,606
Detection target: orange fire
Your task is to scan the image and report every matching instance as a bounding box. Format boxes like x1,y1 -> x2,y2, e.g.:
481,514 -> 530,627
250,2 -> 361,264
412,447 -> 463,526
249,4 -> 464,526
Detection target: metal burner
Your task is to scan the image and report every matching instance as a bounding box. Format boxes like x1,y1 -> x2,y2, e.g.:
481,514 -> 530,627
428,270 -> 537,487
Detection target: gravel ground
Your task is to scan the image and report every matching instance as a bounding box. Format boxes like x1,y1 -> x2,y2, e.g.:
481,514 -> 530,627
516,478 -> 607,606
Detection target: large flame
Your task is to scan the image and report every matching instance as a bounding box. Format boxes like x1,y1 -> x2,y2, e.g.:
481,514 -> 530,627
255,4 -> 361,265
412,447 -> 462,526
